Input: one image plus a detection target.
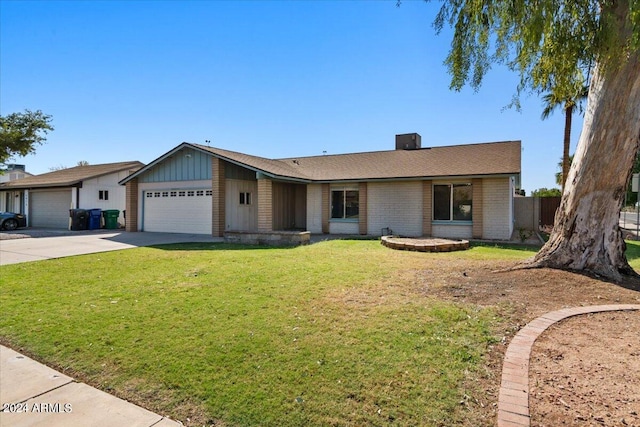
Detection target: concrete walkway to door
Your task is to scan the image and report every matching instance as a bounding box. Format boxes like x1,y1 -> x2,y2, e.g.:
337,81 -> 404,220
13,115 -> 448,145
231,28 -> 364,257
0,228 -> 222,265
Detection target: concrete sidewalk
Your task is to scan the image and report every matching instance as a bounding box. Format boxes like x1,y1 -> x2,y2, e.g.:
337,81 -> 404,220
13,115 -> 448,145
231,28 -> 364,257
0,345 -> 182,427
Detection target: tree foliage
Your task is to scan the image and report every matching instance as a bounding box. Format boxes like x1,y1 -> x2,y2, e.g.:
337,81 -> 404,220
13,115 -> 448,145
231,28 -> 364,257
555,155 -> 574,187
0,110 -> 54,164
531,187 -> 562,198
433,0 -> 638,101
49,161 -> 90,172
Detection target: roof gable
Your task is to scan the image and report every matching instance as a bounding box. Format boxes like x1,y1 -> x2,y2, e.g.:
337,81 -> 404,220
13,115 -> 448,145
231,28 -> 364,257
0,161 -> 144,189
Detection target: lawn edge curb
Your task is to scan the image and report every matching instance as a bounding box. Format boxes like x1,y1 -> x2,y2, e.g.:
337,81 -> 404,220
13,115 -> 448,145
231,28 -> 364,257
496,304 -> 640,427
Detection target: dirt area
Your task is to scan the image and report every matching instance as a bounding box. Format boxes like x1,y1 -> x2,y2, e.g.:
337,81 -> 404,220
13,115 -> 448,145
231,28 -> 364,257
418,260 -> 640,426
530,311 -> 639,427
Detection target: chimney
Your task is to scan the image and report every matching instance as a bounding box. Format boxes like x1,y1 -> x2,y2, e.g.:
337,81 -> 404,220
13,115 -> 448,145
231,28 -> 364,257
395,133 -> 421,150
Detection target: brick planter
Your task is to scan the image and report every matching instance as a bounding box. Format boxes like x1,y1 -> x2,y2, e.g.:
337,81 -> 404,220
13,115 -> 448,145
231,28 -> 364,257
381,236 -> 470,252
224,231 -> 310,246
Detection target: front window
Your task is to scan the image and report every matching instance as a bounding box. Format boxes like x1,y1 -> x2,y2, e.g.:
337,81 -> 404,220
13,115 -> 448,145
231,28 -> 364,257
331,189 -> 359,219
433,183 -> 472,221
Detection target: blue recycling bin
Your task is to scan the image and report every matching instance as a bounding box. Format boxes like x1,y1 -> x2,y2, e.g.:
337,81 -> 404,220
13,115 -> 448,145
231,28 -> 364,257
88,209 -> 102,230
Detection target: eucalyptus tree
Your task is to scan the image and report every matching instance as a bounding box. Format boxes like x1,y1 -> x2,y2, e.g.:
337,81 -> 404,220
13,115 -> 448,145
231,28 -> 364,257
433,0 -> 639,281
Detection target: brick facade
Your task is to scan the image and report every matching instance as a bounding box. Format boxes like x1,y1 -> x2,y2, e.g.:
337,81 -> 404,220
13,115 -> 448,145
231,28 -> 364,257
358,182 -> 367,235
366,181 -> 423,236
422,180 -> 432,237
258,178 -> 273,232
472,178 -> 483,239
321,183 -> 329,234
212,158 -> 225,237
125,178 -> 138,232
481,177 -> 512,240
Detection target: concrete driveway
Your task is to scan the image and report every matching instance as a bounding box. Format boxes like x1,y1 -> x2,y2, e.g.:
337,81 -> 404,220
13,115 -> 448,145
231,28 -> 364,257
0,229 -> 223,265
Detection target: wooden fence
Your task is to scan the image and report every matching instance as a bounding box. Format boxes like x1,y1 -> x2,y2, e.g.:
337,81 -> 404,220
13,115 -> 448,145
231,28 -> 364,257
539,196 -> 561,227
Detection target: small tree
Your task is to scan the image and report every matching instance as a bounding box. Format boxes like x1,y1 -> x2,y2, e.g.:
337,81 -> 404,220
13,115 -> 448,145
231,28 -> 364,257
541,87 -> 588,193
0,110 -> 54,164
50,161 -> 90,171
531,188 -> 562,198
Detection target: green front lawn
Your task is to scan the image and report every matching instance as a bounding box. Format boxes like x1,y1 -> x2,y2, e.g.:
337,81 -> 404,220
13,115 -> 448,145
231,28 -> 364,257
1,240 -> 637,426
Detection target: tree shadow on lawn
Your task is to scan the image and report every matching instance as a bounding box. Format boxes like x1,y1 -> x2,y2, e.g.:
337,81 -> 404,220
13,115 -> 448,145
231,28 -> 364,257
145,236 -> 381,252
147,239 -> 568,255
469,241 -> 542,253
146,242 -> 289,252
470,240 -> 640,293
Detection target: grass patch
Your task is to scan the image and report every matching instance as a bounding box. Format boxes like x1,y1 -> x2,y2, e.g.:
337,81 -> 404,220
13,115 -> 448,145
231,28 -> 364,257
626,240 -> 640,271
0,240 -> 558,425
468,241 -> 539,259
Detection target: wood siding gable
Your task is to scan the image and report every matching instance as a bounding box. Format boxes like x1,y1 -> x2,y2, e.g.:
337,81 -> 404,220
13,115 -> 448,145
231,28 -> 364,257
140,148 -> 212,183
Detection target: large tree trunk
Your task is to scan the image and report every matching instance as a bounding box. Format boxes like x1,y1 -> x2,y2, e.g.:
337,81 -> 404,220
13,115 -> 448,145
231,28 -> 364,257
524,40 -> 640,282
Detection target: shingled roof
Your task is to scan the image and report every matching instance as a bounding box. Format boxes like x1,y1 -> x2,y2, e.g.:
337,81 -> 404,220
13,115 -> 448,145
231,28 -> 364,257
0,161 -> 144,189
191,140 -> 521,182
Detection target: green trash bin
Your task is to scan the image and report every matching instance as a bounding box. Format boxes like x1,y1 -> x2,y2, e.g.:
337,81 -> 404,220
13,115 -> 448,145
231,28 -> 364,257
102,209 -> 120,229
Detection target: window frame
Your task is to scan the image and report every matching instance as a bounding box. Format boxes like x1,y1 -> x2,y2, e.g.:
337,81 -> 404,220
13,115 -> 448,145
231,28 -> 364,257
330,187 -> 359,221
432,182 -> 473,223
98,190 -> 109,201
239,192 -> 252,206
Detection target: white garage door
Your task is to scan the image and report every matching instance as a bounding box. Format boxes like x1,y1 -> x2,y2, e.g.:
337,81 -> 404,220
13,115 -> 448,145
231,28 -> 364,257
143,189 -> 212,234
30,190 -> 73,228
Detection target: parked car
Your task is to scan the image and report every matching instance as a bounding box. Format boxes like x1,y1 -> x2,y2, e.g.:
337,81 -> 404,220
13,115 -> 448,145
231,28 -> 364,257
0,212 -> 27,231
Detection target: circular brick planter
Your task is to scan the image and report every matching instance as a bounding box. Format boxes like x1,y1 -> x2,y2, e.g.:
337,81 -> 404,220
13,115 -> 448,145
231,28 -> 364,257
381,236 -> 470,252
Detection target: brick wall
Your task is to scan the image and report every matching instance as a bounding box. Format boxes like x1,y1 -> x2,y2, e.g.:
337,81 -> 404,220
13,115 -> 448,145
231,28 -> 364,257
359,182 -> 367,235
321,183 -> 329,234
212,158 -> 225,237
305,184 -> 323,233
367,181 -> 423,236
472,178 -> 483,239
125,178 -> 138,232
258,178 -> 273,232
422,180 -> 432,236
482,177 -> 512,240
432,223 -> 472,239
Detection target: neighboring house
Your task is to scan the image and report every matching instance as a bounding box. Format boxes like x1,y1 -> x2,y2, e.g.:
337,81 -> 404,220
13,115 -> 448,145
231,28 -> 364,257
120,134 -> 521,240
0,161 -> 143,228
0,164 -> 34,212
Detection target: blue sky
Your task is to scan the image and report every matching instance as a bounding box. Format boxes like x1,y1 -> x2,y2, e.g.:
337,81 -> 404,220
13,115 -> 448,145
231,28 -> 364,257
1,0 -> 582,193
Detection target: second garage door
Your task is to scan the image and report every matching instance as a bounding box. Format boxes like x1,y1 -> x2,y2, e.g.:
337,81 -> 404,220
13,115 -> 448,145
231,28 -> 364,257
143,189 -> 212,234
30,190 -> 72,228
